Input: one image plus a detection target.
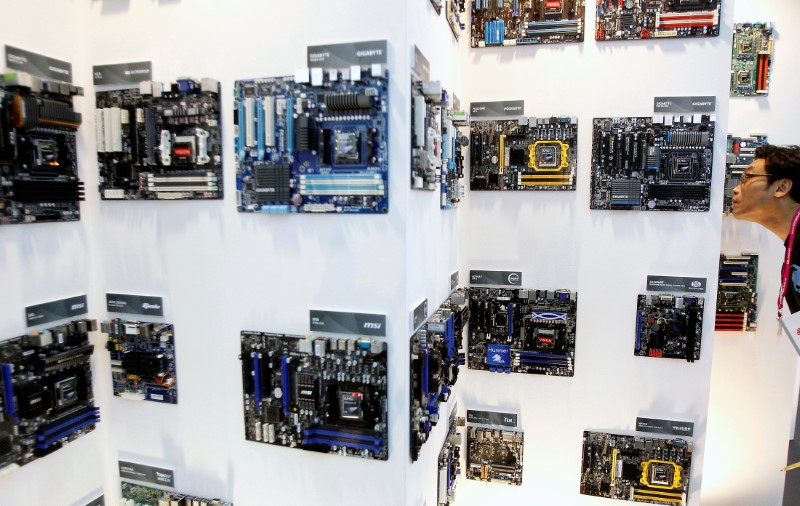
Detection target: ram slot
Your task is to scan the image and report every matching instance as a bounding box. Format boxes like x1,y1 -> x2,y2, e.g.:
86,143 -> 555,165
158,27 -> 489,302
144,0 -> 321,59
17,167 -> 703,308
110,108 -> 122,152
445,315 -> 456,361
263,96 -> 275,148
244,97 -> 256,148
256,97 -> 266,160
1,364 -> 19,423
686,305 -> 699,362
303,425 -> 384,453
280,355 -> 291,416
253,352 -> 262,413
286,98 -> 295,154
35,406 -> 100,449
298,174 -> 385,196
499,134 -> 505,171
421,342 -> 430,403
237,99 -> 247,159
95,109 -> 106,153
635,310 -> 643,351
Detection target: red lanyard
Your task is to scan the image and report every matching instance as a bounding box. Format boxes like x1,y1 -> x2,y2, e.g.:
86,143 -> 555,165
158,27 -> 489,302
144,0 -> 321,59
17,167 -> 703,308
778,207 -> 800,319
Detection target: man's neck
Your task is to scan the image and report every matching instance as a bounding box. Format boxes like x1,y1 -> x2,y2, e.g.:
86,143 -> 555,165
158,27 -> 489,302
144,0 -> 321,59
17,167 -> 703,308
764,202 -> 800,241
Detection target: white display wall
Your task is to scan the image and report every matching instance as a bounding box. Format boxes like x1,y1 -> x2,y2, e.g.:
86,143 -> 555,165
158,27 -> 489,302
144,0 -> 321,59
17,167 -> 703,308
0,0 -> 798,505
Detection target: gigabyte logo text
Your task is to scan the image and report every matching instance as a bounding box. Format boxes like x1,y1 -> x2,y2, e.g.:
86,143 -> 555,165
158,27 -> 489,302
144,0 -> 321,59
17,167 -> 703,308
356,49 -> 383,57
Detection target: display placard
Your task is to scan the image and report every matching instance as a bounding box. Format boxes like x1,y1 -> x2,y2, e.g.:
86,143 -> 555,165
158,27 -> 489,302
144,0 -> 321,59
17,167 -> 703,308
467,410 -> 518,427
470,270 -> 522,286
647,275 -> 706,293
85,496 -> 105,506
118,461 -> 174,488
307,40 -> 387,68
25,295 -> 88,327
106,293 -> 164,316
469,100 -> 524,118
5,45 -> 72,82
93,61 -> 152,85
636,417 -> 694,437
450,271 -> 459,290
412,45 -> 430,81
310,309 -> 386,337
653,96 -> 716,114
412,299 -> 428,332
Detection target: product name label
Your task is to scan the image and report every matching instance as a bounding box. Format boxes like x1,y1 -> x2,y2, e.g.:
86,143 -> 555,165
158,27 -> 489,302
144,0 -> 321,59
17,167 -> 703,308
470,100 -> 524,118
107,293 -> 165,316
26,295 -> 88,327
653,96 -> 716,113
467,410 -> 518,427
470,270 -> 522,286
118,461 -> 174,487
310,310 -> 387,337
6,45 -> 73,82
412,299 -> 428,332
636,417 -> 694,437
646,275 -> 706,293
93,61 -> 152,85
307,40 -> 388,67
413,45 -> 430,81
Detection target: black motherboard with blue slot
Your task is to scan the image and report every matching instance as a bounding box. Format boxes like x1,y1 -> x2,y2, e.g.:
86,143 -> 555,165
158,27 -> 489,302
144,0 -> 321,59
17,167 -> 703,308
96,78 -> 222,200
596,0 -> 720,41
468,287 -> 577,375
469,116 -> 578,191
471,0 -> 585,48
102,319 -> 177,404
411,289 -> 468,461
581,431 -> 693,505
724,134 -> 768,215
591,116 -> 714,211
467,425 -> 524,485
121,481 -> 232,505
0,319 -> 99,472
437,405 -> 464,505
235,66 -> 389,214
0,71 -> 85,224
240,332 -> 388,460
635,294 -> 703,361
716,253 -> 758,332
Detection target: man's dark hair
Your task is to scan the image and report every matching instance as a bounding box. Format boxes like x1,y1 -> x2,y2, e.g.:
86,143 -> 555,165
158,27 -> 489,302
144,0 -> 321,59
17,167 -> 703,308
755,144 -> 800,202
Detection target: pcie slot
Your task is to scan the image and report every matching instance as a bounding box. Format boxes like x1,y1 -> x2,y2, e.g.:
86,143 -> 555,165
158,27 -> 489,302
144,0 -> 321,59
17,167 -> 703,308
686,306 -> 699,362
518,351 -> 569,364
298,175 -> 385,196
237,99 -> 247,158
42,344 -> 94,372
147,185 -> 219,192
35,407 -> 101,449
245,97 -> 256,148
256,96 -> 265,159
2,364 -> 19,422
286,98 -> 295,154
656,11 -> 718,29
636,310 -> 643,351
499,134 -> 505,171
253,352 -> 262,414
280,355 -> 291,416
445,315 -> 456,360
263,96 -> 275,148
421,342 -> 430,402
147,176 -> 218,183
525,21 -> 581,36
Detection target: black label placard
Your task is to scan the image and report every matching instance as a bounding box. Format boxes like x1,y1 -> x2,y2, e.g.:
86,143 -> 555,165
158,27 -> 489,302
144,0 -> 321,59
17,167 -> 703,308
93,61 -> 152,86
106,293 -> 164,316
467,410 -> 518,427
412,299 -> 428,331
451,271 -> 459,290
413,45 -> 430,81
470,100 -> 524,118
119,461 -> 174,488
653,96 -> 716,114
25,295 -> 88,327
5,45 -> 72,82
470,270 -> 522,286
85,495 -> 105,506
307,40 -> 388,68
636,417 -> 694,437
310,310 -> 387,337
647,275 -> 706,293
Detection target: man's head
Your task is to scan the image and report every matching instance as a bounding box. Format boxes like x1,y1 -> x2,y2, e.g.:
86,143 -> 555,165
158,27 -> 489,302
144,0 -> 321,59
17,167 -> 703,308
732,144 -> 800,223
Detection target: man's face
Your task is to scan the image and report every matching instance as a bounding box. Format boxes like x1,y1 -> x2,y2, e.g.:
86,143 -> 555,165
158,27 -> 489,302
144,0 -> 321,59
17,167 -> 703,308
732,158 -> 777,221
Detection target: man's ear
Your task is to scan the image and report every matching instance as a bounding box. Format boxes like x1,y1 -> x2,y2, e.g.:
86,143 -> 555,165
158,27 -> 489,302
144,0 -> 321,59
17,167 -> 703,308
775,178 -> 794,198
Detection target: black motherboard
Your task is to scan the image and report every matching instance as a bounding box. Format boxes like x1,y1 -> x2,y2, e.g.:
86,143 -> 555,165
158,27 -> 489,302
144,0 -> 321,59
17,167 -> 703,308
635,294 -> 703,361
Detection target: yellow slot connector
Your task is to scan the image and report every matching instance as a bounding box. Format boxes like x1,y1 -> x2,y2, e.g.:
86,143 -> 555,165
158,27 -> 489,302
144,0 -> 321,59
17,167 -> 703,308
528,140 -> 569,172
611,448 -> 618,486
499,134 -> 505,172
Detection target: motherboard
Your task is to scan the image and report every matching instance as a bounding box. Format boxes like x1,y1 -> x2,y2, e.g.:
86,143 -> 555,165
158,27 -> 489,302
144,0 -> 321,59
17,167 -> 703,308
121,482 -> 232,506
581,431 -> 692,505
591,116 -> 714,211
470,116 -> 578,191
596,0 -> 720,41
96,78 -> 222,200
411,290 -> 468,461
471,0 -> 586,47
468,287 -> 577,375
102,319 -> 178,403
635,294 -> 703,362
446,0 -> 468,39
0,71 -> 85,224
731,23 -> 774,97
716,253 -> 758,332
437,405 -> 464,505
466,426 -> 524,485
235,66 -> 389,214
0,319 -> 99,473
724,134 -> 767,215
240,331 -> 388,460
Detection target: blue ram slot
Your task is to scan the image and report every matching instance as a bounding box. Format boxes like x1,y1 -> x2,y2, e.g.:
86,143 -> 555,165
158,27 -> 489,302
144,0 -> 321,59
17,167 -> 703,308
281,355 -> 291,416
2,364 -> 18,423
445,315 -> 456,361
286,98 -> 295,154
237,100 -> 246,159
35,415 -> 100,449
645,166 -> 660,170
257,98 -> 265,161
253,353 -> 262,414
37,409 -> 100,438
426,388 -> 441,414
422,344 -> 430,400
636,310 -> 643,351
304,428 -> 383,444
612,201 -> 641,206
302,437 -> 383,453
519,351 -> 569,360
507,303 -> 514,337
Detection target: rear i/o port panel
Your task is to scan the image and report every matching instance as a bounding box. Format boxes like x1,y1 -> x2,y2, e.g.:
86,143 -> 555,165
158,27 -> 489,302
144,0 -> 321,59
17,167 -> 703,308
471,0 -> 586,47
716,253 -> 758,332
235,66 -> 389,214
581,431 -> 692,505
0,319 -> 99,473
591,116 -> 714,211
121,482 -> 232,506
468,287 -> 577,375
102,319 -> 177,403
595,0 -> 720,41
438,405 -> 464,505
411,290 -> 468,461
467,426 -> 524,485
470,116 -> 578,191
0,71 -> 85,224
635,294 -> 703,362
731,23 -> 774,97
96,78 -> 222,200
724,134 -> 767,215
240,331 -> 388,460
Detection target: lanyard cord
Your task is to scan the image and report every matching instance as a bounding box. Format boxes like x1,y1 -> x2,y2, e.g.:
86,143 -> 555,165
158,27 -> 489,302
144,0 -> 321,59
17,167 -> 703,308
778,207 -> 800,319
